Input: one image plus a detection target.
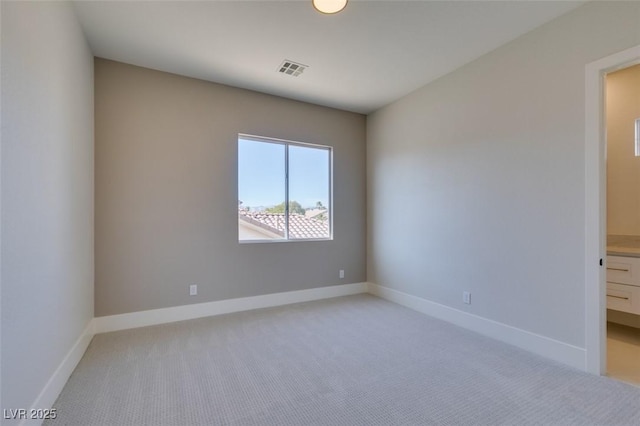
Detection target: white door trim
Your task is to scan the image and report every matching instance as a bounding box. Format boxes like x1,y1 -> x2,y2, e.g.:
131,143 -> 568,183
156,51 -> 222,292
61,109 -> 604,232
585,44 -> 640,375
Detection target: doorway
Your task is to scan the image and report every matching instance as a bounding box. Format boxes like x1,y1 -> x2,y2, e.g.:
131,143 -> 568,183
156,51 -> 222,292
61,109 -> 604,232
585,44 -> 640,377
604,64 -> 640,385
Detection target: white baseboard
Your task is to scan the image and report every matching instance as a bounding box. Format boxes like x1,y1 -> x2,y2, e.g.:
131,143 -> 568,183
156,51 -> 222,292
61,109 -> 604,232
368,282 -> 586,371
94,282 -> 368,334
21,321 -> 95,426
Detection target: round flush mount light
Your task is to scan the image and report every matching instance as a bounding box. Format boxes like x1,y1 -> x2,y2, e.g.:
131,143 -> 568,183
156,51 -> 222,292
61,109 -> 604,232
312,0 -> 348,14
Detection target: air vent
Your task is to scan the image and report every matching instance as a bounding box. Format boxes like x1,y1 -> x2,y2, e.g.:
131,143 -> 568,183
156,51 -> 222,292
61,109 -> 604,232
278,60 -> 308,77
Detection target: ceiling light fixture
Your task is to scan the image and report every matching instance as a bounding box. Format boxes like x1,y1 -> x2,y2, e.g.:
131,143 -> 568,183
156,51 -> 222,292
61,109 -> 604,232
312,0 -> 347,15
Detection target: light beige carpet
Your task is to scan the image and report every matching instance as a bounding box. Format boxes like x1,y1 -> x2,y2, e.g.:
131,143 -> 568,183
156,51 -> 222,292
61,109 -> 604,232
47,295 -> 640,425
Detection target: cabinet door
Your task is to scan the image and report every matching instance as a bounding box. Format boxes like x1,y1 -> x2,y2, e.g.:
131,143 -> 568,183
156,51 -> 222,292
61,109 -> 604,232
606,282 -> 640,314
606,256 -> 640,286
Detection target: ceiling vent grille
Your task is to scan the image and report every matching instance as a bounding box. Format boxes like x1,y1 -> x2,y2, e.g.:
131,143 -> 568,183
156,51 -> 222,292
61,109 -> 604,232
278,60 -> 307,77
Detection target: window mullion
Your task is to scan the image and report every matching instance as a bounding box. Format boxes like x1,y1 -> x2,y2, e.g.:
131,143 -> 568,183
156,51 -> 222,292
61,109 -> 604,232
284,144 -> 289,240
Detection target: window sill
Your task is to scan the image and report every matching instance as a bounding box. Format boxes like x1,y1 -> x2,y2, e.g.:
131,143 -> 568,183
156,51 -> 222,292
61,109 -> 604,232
239,237 -> 333,244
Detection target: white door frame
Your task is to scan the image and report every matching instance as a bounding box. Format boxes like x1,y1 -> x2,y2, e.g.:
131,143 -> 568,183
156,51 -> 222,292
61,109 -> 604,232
585,44 -> 640,375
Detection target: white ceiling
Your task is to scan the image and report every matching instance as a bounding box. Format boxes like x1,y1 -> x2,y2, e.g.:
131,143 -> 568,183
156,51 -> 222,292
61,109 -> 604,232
73,0 -> 585,114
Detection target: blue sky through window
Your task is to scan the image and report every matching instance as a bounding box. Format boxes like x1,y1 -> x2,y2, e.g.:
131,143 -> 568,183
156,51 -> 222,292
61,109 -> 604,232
238,137 -> 330,210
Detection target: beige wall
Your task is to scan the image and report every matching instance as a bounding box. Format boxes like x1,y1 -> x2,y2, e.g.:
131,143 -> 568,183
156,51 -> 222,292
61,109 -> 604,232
1,1 -> 94,419
95,59 -> 366,316
367,1 -> 640,349
607,64 -> 640,236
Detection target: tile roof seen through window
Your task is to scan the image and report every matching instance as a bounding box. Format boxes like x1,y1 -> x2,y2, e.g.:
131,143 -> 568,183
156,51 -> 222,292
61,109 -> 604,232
239,209 -> 329,239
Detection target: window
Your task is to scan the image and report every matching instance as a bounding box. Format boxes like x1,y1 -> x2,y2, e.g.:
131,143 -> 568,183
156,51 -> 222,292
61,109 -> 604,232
238,135 -> 332,242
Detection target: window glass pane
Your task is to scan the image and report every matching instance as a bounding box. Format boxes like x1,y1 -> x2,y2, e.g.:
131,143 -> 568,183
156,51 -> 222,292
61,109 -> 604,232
238,138 -> 286,240
288,145 -> 330,239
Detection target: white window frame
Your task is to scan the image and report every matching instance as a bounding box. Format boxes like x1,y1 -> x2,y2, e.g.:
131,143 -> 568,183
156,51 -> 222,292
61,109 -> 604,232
238,134 -> 333,243
635,118 -> 640,157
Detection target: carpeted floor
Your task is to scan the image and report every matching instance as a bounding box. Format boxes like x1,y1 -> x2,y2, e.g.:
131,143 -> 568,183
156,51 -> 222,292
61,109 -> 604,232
47,294 -> 640,425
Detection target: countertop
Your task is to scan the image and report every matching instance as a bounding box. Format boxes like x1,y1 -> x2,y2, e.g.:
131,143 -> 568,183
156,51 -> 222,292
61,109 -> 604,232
607,235 -> 640,258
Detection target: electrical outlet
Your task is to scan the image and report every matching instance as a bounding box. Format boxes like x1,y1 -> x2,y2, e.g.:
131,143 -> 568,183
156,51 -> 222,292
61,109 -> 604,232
190,284 -> 198,296
339,269 -> 345,279
463,291 -> 471,305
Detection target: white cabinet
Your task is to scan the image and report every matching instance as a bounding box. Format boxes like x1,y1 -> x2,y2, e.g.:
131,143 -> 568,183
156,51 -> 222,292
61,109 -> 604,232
607,282 -> 640,315
606,257 -> 639,286
606,256 -> 640,315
